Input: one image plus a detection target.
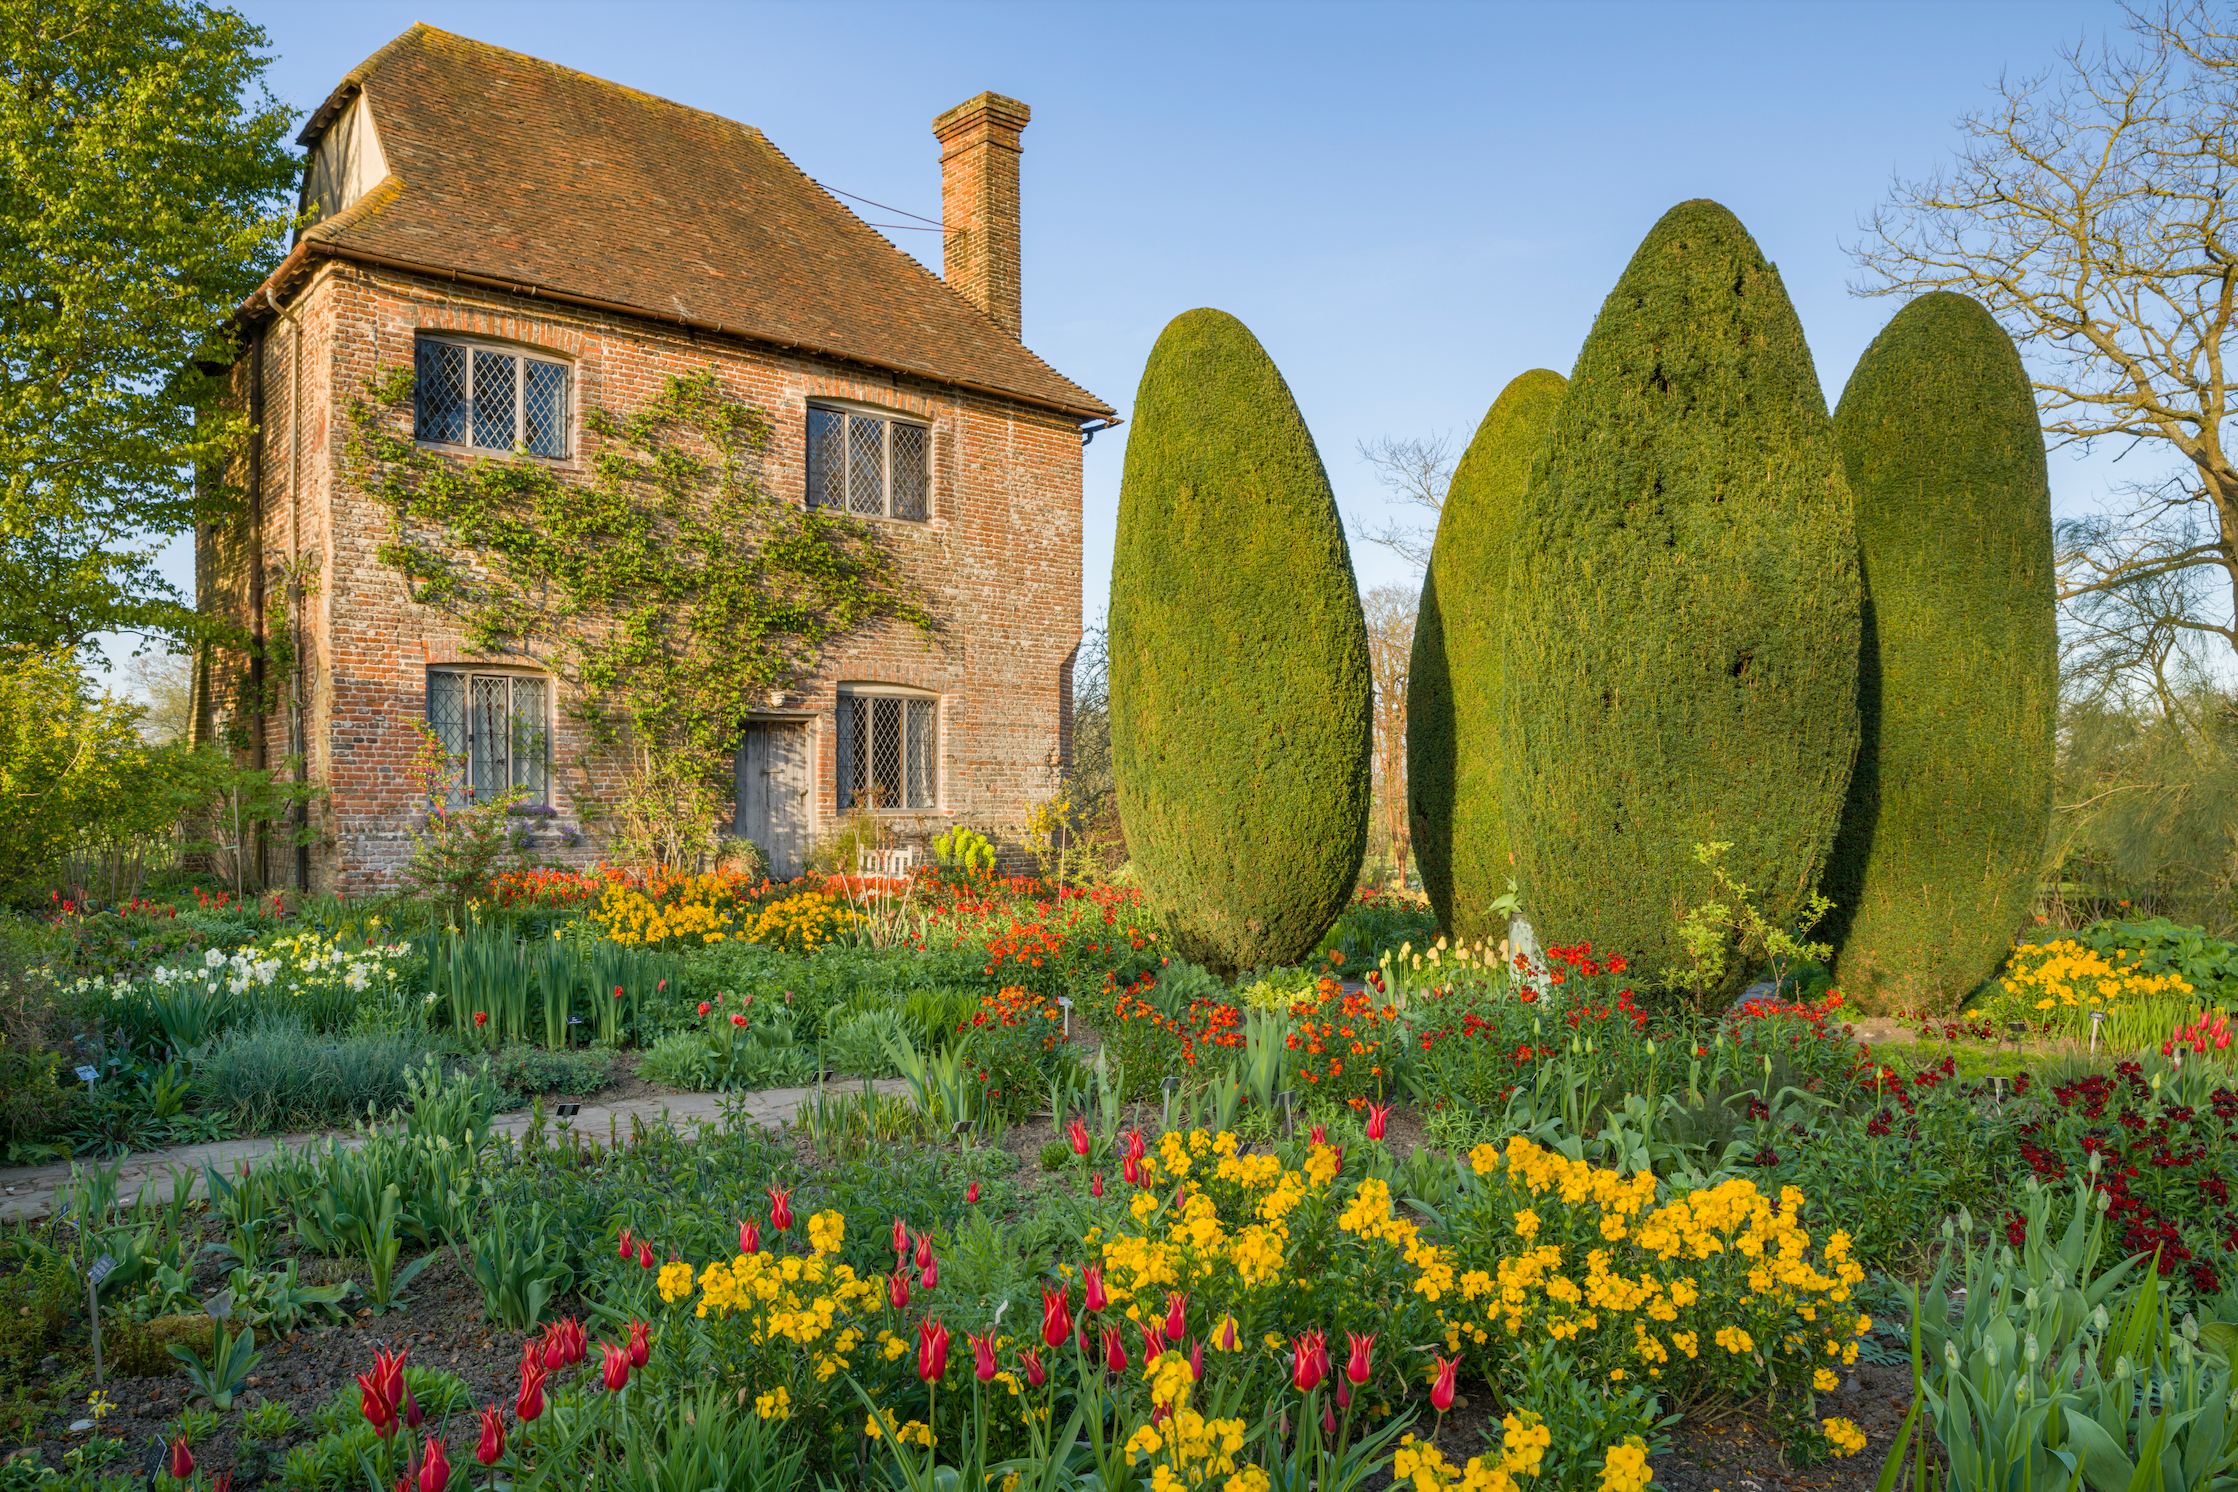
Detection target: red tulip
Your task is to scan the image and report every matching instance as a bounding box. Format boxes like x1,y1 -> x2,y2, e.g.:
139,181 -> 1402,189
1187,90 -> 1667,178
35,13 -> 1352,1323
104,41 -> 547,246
600,1341 -> 631,1392
214,1476 -> 232,1492
971,1330 -> 999,1383
888,1267 -> 910,1310
921,1255 -> 939,1290
516,1360 -> 547,1422
1293,1329 -> 1326,1393
1329,1146 -> 1344,1177
1122,1155 -> 1141,1187
359,1372 -> 396,1437
966,1181 -> 980,1204
730,1013 -> 747,1027
1041,1284 -> 1072,1348
473,1011 -> 487,1028
619,1228 -> 633,1260
697,1002 -> 711,1016
739,1219 -> 760,1255
1345,1330 -> 1376,1386
1311,1125 -> 1328,1147
636,1240 -> 655,1270
1164,1291 -> 1188,1342
1323,1401 -> 1337,1436
1125,1129 -> 1146,1161
402,1373 -> 424,1430
418,1433 -> 448,1492
1336,1379 -> 1352,1409
1090,1171 -> 1105,1198
1022,1347 -> 1048,1388
1430,1355 -> 1459,1413
540,1325 -> 566,1372
375,1346 -> 409,1417
167,1436 -> 193,1481
476,1404 -> 506,1466
1083,1265 -> 1108,1313
1102,1323 -> 1127,1375
917,1319 -> 951,1383
627,1319 -> 651,1369
914,1231 -> 933,1270
1366,1101 -> 1391,1140
768,1184 -> 794,1233
1067,1118 -> 1091,1156
613,985 -> 624,1000
565,1317 -> 587,1365
893,1216 -> 910,1258
1214,1314 -> 1239,1353
1190,1338 -> 1205,1382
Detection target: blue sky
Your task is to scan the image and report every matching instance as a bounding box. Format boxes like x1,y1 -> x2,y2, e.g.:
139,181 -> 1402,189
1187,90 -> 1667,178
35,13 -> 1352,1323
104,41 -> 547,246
139,0 -> 2126,657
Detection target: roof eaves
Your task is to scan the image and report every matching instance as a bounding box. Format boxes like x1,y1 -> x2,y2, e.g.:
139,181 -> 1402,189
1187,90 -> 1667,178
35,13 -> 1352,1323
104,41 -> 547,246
241,241 -> 1118,422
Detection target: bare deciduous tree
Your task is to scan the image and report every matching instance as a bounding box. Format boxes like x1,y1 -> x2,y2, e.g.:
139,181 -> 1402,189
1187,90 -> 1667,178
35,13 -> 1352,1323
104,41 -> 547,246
1360,582 -> 1418,877
1852,0 -> 2238,663
1355,433 -> 1456,570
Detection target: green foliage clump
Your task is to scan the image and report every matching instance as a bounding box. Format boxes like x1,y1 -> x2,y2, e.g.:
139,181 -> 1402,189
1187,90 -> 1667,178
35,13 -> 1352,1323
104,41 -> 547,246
1109,308 -> 1372,974
483,1043 -> 615,1104
1500,201 -> 1862,987
1825,292 -> 2056,1011
1408,369 -> 1566,941
193,1019 -> 437,1130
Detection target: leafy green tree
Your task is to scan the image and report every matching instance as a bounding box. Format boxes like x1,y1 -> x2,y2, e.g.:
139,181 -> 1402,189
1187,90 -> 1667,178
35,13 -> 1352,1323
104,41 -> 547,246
0,0 -> 298,655
1408,369 -> 1564,941
1825,292 -> 2056,1011
1501,201 -> 1862,989
1109,308 -> 1371,974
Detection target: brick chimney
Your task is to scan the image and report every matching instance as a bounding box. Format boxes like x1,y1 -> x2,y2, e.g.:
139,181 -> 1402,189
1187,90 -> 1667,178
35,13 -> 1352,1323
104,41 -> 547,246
934,92 -> 1030,339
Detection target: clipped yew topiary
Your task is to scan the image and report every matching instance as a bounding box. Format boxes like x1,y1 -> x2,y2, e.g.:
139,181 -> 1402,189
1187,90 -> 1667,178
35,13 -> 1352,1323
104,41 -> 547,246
1499,200 -> 1862,986
1825,292 -> 2055,1011
1109,308 -> 1372,974
1409,369 -> 1566,941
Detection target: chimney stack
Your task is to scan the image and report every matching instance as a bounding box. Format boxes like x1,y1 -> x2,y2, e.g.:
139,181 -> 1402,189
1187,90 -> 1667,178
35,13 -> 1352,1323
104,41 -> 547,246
934,92 -> 1030,339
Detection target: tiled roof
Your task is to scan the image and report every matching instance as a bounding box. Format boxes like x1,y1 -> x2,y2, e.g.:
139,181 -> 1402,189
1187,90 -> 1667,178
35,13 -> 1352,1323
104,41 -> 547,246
271,24 -> 1112,420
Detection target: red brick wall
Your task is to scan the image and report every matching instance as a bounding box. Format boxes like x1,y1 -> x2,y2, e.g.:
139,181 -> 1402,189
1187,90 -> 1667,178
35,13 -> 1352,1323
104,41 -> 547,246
199,261 -> 1084,894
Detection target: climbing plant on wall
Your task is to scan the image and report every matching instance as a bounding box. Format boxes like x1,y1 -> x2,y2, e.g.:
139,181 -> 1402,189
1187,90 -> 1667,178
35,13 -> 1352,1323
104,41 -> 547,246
348,366 -> 933,837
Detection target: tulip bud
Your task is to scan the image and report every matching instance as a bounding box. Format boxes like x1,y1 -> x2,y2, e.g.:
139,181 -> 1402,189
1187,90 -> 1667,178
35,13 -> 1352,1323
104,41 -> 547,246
600,1341 -> 631,1392
516,1360 -> 547,1422
893,1216 -> 909,1258
167,1437 -> 193,1481
1103,1324 -> 1127,1374
1431,1355 -> 1458,1412
1023,1347 -> 1048,1388
636,1239 -> 655,1270
627,1319 -> 651,1369
921,1255 -> 939,1290
1164,1291 -> 1188,1342
1091,1171 -> 1105,1198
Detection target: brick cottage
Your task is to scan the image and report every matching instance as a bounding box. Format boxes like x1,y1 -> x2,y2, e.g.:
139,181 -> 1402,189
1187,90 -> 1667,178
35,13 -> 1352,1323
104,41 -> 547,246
192,24 -> 1114,891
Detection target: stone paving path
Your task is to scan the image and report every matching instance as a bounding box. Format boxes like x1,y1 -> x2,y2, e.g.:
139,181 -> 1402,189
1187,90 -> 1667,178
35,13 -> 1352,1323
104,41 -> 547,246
0,1080 -> 907,1224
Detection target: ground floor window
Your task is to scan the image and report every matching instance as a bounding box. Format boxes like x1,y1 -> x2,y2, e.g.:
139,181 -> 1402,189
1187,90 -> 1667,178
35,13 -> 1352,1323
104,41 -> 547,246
427,670 -> 550,805
836,688 -> 937,809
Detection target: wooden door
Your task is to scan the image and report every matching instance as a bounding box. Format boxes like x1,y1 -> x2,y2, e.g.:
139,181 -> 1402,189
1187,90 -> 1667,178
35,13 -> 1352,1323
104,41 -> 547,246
737,722 -> 810,879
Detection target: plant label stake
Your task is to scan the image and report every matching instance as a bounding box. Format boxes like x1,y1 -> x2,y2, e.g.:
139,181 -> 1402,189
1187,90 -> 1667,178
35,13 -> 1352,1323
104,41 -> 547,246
75,1064 -> 99,1086
2090,1009 -> 2107,1053
86,1253 -> 116,1387
1057,996 -> 1072,1039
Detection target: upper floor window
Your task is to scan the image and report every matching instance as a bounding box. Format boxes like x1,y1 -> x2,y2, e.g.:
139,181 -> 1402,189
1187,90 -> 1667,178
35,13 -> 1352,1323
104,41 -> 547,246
427,669 -> 550,805
836,686 -> 938,810
807,405 -> 928,521
415,336 -> 570,458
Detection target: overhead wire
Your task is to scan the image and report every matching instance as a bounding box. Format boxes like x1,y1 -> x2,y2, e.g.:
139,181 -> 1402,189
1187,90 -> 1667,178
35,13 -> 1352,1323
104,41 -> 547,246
819,181 -> 943,227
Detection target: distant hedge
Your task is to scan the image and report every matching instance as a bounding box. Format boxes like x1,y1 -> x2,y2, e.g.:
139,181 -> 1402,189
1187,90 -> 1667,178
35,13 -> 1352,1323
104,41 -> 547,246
1825,291 -> 2056,1011
1499,200 -> 1862,989
1108,308 -> 1372,974
1409,369 -> 1565,942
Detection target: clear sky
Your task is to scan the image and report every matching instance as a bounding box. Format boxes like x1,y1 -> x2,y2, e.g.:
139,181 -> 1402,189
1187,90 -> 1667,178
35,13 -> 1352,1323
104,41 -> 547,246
143,0 -> 2128,653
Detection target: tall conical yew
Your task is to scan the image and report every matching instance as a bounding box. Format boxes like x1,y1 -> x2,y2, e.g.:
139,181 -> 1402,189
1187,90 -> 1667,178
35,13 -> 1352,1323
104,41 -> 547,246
1825,292 -> 2055,1011
1499,200 -> 1861,986
1108,308 -> 1372,974
1409,369 -> 1566,941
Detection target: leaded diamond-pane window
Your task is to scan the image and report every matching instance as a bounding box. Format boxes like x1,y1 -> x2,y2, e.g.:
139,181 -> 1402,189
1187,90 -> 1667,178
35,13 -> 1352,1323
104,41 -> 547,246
415,341 -> 468,445
805,405 -> 931,521
523,361 -> 568,457
837,689 -> 937,809
414,336 -> 571,458
425,669 -> 551,806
